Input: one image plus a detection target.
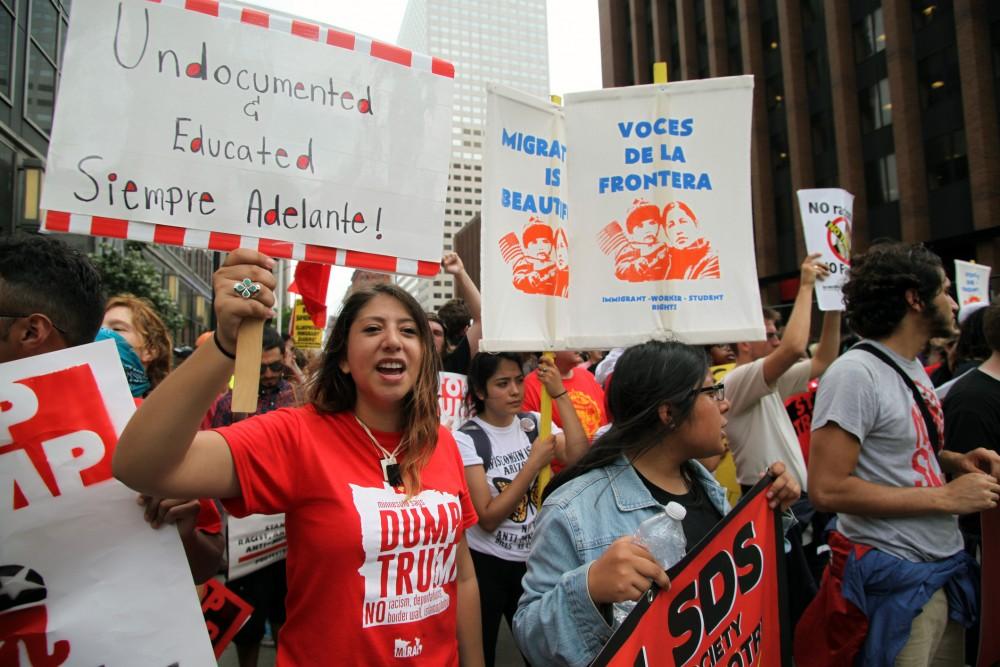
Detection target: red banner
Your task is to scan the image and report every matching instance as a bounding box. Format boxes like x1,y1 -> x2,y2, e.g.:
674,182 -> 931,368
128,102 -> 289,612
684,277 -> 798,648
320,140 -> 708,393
592,476 -> 790,667
201,578 -> 253,659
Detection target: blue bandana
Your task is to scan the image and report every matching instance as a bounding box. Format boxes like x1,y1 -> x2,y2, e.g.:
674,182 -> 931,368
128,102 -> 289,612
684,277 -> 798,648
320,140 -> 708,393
95,327 -> 151,397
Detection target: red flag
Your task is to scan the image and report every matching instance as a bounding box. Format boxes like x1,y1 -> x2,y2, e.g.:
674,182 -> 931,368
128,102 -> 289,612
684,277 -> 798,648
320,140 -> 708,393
288,262 -> 331,328
592,475 -> 790,667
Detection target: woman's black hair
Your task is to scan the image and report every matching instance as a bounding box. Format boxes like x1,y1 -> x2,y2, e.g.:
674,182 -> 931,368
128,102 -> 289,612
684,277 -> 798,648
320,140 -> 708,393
955,306 -> 991,363
465,352 -> 523,415
543,340 -> 709,501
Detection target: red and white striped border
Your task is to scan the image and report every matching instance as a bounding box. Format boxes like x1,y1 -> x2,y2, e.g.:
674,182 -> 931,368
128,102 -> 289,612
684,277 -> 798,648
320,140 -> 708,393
43,211 -> 440,278
147,0 -> 455,79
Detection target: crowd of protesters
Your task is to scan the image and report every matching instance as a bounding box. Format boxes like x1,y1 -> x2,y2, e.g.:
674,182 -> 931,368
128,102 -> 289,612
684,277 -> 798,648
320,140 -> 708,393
2,231 -> 998,667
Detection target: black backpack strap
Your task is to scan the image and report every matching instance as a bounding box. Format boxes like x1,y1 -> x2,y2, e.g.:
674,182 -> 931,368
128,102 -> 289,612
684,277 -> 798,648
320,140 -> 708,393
458,420 -> 493,470
854,343 -> 940,451
518,412 -> 540,444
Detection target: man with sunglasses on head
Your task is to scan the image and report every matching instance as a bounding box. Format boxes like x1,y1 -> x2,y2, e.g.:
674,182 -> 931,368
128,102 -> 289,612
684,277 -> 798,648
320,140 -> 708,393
722,253 -> 841,629
206,324 -> 296,667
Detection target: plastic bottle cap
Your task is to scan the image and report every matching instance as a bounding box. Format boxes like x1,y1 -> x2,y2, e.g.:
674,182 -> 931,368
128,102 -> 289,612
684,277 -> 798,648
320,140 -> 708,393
664,501 -> 687,521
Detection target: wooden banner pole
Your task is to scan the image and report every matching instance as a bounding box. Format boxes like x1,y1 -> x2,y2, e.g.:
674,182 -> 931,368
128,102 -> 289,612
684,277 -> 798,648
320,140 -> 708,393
231,319 -> 265,413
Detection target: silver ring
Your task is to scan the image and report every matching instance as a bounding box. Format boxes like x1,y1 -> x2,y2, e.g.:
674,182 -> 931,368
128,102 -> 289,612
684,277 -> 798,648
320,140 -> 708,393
233,278 -> 262,299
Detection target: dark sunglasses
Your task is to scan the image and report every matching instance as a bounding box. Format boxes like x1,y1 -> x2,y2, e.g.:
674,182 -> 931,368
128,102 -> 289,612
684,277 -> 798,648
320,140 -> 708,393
260,361 -> 285,373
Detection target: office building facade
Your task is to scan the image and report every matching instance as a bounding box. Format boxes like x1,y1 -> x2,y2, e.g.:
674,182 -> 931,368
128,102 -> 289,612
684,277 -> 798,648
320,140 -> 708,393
397,0 -> 551,311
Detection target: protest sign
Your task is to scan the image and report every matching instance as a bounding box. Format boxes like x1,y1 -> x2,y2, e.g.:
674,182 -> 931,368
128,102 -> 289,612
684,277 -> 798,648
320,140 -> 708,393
592,475 -> 789,667
227,513 -> 287,581
201,578 -> 253,659
481,85 -> 569,350
41,0 -> 453,277
955,260 -> 991,320
565,76 -> 762,348
291,299 -> 323,350
796,189 -> 854,311
438,372 -> 469,430
0,341 -> 214,665
481,77 -> 764,351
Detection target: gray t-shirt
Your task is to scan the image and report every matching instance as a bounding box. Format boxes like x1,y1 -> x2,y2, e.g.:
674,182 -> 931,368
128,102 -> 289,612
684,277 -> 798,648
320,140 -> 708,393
812,340 -> 962,562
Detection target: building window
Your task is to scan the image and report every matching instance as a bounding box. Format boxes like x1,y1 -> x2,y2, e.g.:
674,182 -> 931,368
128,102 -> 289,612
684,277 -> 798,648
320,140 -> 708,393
865,153 -> 899,205
858,78 -> 892,133
925,129 -> 968,191
724,0 -> 742,75
853,7 -> 885,63
0,1 -> 13,103
24,0 -> 68,137
916,45 -> 960,111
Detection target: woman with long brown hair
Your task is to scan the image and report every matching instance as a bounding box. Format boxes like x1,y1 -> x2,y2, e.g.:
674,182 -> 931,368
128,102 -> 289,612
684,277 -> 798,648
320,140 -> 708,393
114,249 -> 484,666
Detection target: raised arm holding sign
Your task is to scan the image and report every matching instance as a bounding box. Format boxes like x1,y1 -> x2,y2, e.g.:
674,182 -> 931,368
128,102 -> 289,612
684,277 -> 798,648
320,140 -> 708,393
114,255 -> 485,664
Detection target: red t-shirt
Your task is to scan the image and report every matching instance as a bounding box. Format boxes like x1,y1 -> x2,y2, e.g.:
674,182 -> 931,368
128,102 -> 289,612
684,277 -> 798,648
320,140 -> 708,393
216,406 -> 477,666
522,367 -> 608,440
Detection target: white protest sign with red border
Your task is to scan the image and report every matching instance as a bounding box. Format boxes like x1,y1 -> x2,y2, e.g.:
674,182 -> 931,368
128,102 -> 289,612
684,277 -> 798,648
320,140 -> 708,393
41,0 -> 453,276
796,188 -> 854,312
0,341 -> 214,665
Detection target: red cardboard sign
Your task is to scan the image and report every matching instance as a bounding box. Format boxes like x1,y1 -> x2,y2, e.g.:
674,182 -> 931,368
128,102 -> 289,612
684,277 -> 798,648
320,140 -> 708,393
592,476 -> 790,667
201,578 -> 254,659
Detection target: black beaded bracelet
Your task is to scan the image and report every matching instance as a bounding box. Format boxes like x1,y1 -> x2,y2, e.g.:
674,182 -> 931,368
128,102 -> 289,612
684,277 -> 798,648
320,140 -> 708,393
213,330 -> 236,360
551,390 -> 568,400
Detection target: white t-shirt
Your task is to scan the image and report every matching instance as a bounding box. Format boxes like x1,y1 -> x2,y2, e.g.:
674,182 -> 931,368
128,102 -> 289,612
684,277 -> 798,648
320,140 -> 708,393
723,357 -> 811,490
453,413 -> 561,561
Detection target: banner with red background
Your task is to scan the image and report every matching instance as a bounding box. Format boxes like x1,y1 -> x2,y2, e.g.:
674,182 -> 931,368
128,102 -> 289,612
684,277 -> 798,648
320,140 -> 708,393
591,476 -> 790,667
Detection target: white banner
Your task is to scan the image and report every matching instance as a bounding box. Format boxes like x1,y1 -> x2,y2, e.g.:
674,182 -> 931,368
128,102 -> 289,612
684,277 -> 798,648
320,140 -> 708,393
481,78 -> 763,350
0,341 -> 214,665
955,260 -> 991,318
227,513 -> 287,581
438,372 -> 469,430
796,188 -> 854,311
481,85 -> 569,350
42,0 -> 453,264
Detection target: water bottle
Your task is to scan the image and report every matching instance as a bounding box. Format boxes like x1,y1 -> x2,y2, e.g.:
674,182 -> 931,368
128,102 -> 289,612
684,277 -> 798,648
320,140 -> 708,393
611,501 -> 687,627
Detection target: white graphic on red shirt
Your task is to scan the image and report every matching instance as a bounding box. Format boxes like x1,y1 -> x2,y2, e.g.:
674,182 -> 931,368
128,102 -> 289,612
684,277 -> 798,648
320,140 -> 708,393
394,636 -> 423,658
351,484 -> 462,628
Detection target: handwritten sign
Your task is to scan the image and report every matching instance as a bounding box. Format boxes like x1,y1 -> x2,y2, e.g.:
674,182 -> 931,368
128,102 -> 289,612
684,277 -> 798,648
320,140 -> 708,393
481,78 -> 763,351
0,341 -> 214,665
41,0 -> 453,275
955,259 -> 991,319
797,188 -> 854,311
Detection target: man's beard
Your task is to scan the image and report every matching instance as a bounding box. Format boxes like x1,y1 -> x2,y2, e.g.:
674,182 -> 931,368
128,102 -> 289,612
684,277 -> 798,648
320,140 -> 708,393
924,299 -> 957,338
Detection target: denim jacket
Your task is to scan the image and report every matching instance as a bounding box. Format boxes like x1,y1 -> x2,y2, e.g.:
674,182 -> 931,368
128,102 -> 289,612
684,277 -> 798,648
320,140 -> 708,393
512,458 -> 729,667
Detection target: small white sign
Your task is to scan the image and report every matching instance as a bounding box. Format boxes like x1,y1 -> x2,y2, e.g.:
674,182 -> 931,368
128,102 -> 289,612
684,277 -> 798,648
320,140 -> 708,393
796,188 -> 854,312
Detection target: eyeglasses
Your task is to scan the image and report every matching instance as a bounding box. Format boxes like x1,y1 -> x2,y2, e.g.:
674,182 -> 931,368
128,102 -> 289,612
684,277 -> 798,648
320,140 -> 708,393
0,312 -> 67,334
695,383 -> 726,402
260,361 -> 285,373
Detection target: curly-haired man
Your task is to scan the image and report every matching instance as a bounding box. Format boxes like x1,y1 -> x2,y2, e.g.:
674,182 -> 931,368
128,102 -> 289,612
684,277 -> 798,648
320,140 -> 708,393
797,242 -> 1000,665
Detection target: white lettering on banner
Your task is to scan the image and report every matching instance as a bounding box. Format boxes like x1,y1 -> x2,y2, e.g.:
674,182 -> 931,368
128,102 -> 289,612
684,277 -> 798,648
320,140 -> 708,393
351,485 -> 461,628
0,341 -> 215,664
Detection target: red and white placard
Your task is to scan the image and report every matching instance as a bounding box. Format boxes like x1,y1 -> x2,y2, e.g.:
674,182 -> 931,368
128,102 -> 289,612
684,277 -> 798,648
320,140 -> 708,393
41,0 -> 453,275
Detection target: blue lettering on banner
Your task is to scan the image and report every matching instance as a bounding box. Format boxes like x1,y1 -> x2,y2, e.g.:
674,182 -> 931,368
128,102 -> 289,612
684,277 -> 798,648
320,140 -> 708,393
600,293 -> 726,311
597,170 -> 713,194
500,128 -> 568,162
501,188 -> 569,220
